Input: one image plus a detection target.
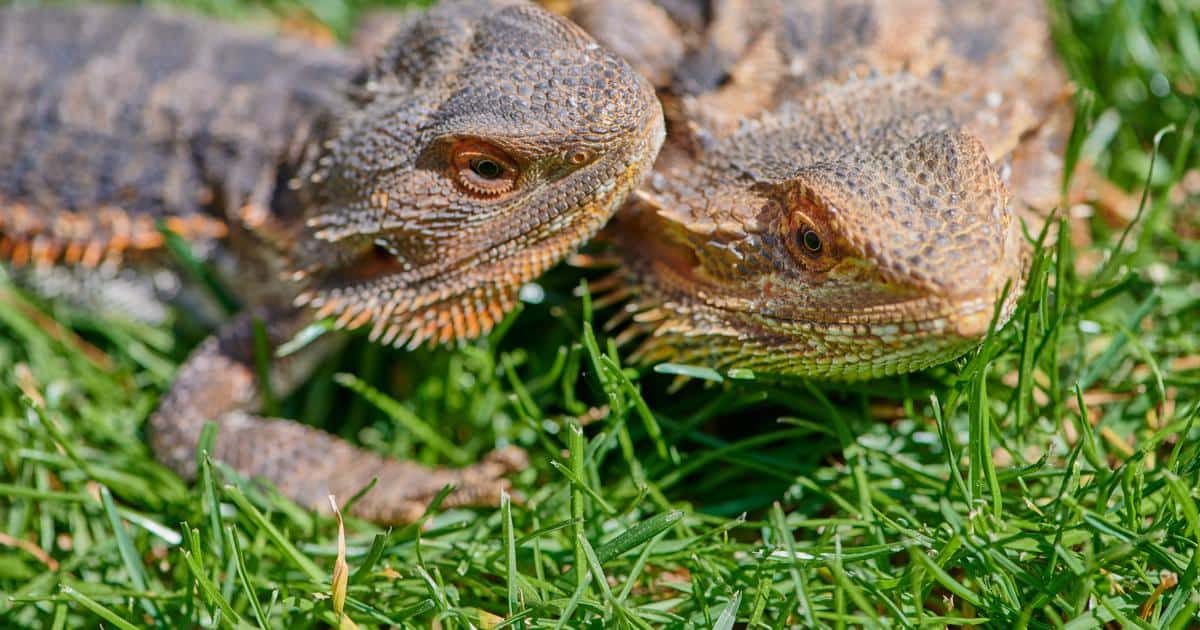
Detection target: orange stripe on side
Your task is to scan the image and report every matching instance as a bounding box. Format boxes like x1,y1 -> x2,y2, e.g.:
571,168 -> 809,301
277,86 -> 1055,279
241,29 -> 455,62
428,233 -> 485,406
0,202 -> 229,268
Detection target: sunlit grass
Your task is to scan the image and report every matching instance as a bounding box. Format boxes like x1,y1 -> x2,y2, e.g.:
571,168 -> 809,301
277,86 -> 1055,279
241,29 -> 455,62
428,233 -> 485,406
1,0 -> 1199,627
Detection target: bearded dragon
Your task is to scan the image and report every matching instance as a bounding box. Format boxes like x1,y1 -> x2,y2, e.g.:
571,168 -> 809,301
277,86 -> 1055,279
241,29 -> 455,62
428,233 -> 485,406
566,0 -> 1079,379
0,0 -> 664,523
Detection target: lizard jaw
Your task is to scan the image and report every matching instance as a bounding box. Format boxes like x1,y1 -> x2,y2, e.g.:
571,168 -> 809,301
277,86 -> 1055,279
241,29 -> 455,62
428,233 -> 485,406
601,203 -> 1026,380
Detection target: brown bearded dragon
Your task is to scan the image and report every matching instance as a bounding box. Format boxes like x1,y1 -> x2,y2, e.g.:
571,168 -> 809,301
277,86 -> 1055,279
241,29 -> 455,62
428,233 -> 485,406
564,0 -> 1085,379
0,1 -> 665,523
332,0 -> 1089,380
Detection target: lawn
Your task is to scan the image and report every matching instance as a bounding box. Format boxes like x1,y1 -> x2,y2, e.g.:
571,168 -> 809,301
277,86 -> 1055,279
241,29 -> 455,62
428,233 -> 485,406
1,1 -> 1199,628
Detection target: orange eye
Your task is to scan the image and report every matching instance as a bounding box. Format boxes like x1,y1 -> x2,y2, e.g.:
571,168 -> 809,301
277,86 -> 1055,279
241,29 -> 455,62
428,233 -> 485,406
782,213 -> 835,271
451,141 -> 518,197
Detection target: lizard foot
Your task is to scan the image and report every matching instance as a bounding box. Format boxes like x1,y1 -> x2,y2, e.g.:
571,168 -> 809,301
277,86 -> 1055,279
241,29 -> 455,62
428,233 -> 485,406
150,312 -> 534,525
346,445 -> 530,524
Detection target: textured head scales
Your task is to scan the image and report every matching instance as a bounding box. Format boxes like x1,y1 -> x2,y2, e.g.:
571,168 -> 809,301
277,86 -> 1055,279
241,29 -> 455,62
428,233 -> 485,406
287,0 -> 664,348
789,128 -> 1014,315
610,75 -> 1024,379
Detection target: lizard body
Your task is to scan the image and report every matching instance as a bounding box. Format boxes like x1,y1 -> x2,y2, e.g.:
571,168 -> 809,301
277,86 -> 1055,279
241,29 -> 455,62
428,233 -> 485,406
0,1 -> 664,522
2,0 -> 1086,520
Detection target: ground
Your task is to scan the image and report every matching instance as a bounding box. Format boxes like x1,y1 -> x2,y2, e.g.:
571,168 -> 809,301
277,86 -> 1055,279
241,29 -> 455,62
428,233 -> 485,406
1,0 -> 1199,628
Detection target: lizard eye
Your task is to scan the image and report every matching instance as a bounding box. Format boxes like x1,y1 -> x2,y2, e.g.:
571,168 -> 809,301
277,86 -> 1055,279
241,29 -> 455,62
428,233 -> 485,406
799,228 -> 822,254
790,224 -> 826,260
784,217 -> 836,271
470,158 -> 504,179
451,140 -> 518,197
778,192 -> 835,271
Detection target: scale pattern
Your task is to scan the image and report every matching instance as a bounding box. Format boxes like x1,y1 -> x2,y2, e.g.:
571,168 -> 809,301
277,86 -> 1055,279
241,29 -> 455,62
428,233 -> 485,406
575,0 -> 1069,379
0,6 -> 357,267
0,1 -> 664,522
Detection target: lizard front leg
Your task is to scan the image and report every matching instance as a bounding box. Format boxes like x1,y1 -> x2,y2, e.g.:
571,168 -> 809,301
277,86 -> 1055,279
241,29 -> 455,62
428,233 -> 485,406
148,310 -> 527,524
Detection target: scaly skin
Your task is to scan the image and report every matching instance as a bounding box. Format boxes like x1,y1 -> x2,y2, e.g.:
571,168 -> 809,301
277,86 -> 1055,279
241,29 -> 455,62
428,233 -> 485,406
0,1 -> 664,522
574,0 -> 1070,379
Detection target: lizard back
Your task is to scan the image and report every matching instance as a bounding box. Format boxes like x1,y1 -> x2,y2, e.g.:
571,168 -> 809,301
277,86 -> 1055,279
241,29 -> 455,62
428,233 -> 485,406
0,6 -> 360,267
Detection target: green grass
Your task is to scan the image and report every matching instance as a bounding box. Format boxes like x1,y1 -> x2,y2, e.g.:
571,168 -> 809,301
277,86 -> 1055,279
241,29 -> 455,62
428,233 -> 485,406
2,0 -> 1200,627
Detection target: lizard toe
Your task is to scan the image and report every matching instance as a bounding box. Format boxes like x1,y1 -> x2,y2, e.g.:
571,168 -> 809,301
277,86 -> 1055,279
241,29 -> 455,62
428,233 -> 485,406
479,445 -> 530,475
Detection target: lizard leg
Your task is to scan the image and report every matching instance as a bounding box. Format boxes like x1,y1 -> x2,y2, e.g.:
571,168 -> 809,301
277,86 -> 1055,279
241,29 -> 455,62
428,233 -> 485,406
148,310 -> 527,524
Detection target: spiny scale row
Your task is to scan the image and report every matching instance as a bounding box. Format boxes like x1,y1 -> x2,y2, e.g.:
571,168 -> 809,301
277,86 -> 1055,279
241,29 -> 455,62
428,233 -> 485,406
0,201 -> 226,268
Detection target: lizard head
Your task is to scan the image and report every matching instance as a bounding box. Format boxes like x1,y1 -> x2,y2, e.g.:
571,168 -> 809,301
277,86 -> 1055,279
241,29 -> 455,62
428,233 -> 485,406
286,0 -> 664,348
607,80 -> 1026,380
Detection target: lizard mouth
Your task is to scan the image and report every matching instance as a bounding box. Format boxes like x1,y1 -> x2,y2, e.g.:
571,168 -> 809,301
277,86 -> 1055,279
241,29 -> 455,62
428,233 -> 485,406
604,210 -> 1024,379
626,294 -> 1009,379
709,281 -> 1023,378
